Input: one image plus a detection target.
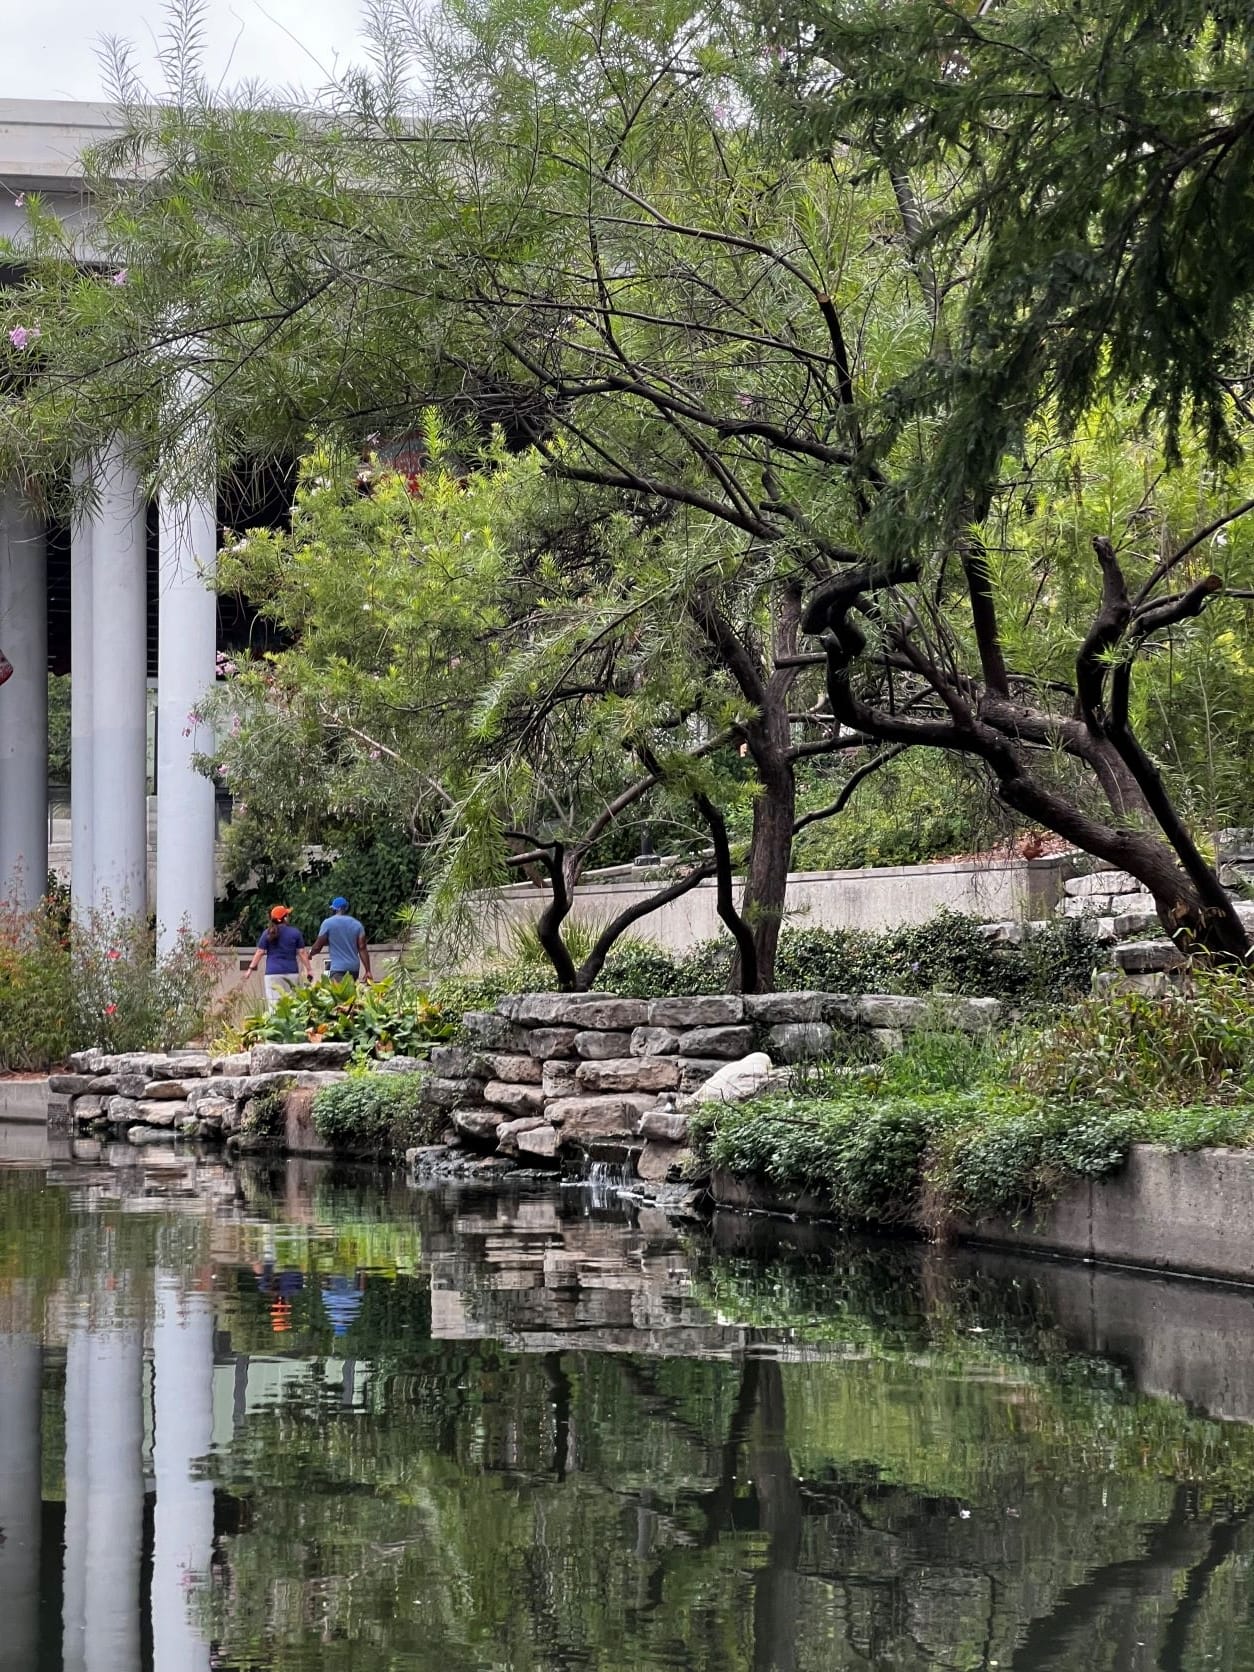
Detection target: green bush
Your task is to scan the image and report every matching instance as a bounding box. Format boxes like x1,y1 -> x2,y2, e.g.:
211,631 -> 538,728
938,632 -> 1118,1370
0,898 -> 72,1070
1020,970 -> 1254,1106
216,828 -> 423,945
230,974 -> 454,1058
312,1072 -> 444,1152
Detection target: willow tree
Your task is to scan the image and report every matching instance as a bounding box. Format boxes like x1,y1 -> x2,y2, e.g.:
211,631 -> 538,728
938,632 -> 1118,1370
2,0 -> 1252,965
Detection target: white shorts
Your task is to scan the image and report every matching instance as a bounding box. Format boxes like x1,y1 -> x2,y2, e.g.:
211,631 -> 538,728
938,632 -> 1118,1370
264,973 -> 301,1008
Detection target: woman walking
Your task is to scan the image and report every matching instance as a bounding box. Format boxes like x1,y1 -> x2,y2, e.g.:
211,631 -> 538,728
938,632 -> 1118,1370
246,905 -> 313,1008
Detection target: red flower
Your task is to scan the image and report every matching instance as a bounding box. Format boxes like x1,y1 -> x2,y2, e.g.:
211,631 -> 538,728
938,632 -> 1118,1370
106,948 -> 121,961
104,1003 -> 118,1016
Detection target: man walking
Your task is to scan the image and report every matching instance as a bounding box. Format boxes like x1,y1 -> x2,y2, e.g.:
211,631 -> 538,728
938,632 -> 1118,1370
312,897 -> 373,984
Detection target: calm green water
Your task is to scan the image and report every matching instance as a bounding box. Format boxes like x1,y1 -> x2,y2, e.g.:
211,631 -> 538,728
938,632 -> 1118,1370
3,1142 -> 1254,1670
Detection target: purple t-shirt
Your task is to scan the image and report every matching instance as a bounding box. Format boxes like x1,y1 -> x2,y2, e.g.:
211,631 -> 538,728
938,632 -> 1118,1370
258,923 -> 305,974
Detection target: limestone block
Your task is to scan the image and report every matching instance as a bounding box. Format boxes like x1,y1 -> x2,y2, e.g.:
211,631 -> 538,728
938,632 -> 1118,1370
553,997 -> 649,1031
460,1011 -> 532,1052
765,1022 -> 834,1063
114,1074 -> 153,1099
45,1092 -> 72,1129
140,1080 -> 189,1101
631,1026 -> 681,1057
483,1081 -> 546,1117
481,1052 -> 543,1084
188,1077 -> 244,1105
86,1075 -> 119,1095
453,1108 -> 502,1146
649,996 -> 743,1028
679,1025 -> 755,1058
126,1125 -> 180,1145
857,994 -> 1001,1031
71,1094 -> 104,1125
423,1076 -> 486,1111
67,1049 -> 105,1074
545,1093 -> 658,1137
191,1095 -> 236,1132
743,991 -> 856,1024
574,1030 -> 633,1060
691,1052 -> 774,1105
639,1109 -> 690,1143
528,1027 -> 580,1059
428,1045 -> 493,1080
250,1041 -> 353,1074
107,1095 -> 142,1126
48,1073 -> 98,1095
496,1114 -> 547,1155
501,992 -> 606,1025
1064,869 -> 1122,897
373,1056 -> 432,1076
159,1052 -> 211,1078
542,1059 -> 581,1098
1112,910 -> 1159,939
516,1124 -> 561,1160
576,1057 -> 680,1093
678,1059 -> 731,1094
141,1101 -> 191,1130
1114,938 -> 1187,974
211,1053 -> 251,1076
238,1070 -> 349,1096
636,1141 -> 690,1184
871,1028 -> 905,1054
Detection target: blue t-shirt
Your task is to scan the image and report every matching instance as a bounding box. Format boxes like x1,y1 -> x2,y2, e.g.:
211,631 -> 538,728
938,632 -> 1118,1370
258,923 -> 304,975
319,913 -> 366,972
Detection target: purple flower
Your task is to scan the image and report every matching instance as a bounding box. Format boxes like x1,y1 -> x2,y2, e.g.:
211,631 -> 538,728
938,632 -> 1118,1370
8,325 -> 40,350
713,103 -> 730,122
111,269 -> 128,286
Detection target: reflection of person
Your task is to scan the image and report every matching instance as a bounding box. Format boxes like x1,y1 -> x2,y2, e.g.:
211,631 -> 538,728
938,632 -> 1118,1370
245,905 -> 313,1007
312,897 -> 373,984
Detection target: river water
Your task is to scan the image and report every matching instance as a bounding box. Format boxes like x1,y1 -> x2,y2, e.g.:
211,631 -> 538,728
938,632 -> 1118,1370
3,1137 -> 1254,1670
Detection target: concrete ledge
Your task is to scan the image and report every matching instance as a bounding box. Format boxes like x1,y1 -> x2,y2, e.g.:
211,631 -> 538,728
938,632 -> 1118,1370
0,1079 -> 49,1123
713,1145 -> 1254,1286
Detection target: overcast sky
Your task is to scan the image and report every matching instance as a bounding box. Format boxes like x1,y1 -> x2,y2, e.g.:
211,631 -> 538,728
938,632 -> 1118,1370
2,0 -> 370,102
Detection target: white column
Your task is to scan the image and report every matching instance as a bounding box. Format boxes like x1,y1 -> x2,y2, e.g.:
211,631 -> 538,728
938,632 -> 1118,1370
152,1275 -> 214,1671
90,443 -> 148,919
84,1324 -> 144,1672
0,492 -> 48,909
70,477 -> 95,920
156,484 -> 216,952
62,1322 -> 90,1672
0,1332 -> 43,1667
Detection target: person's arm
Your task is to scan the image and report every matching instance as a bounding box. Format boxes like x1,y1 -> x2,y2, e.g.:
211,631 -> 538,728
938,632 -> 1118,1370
246,940 -> 265,977
296,932 -> 314,980
358,929 -> 373,981
311,931 -> 329,956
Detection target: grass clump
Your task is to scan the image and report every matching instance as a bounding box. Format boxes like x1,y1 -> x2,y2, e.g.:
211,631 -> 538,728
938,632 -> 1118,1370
312,1072 -> 444,1154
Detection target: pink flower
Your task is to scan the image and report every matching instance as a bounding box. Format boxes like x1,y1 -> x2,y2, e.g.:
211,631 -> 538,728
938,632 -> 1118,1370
111,269 -> 128,285
106,948 -> 120,962
104,1003 -> 117,1016
713,103 -> 729,122
14,193 -> 25,207
9,325 -> 40,350
217,764 -> 229,779
368,748 -> 382,761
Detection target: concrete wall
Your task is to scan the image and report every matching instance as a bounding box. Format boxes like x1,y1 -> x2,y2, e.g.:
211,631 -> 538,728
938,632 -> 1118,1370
480,852 -> 1075,957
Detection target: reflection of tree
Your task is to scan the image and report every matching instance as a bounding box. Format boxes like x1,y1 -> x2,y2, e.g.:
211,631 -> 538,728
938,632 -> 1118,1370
748,1362 -> 803,1672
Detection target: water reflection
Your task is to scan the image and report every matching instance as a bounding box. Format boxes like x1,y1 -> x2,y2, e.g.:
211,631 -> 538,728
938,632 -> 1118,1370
3,1144 -> 1254,1669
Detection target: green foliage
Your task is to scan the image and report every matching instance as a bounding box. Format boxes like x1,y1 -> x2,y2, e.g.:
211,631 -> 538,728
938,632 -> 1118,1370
241,1079 -> 292,1140
234,974 -> 454,1059
790,751 -> 997,871
0,896 -> 217,1067
1021,971 -> 1254,1107
217,828 -> 424,945
312,1073 -> 445,1153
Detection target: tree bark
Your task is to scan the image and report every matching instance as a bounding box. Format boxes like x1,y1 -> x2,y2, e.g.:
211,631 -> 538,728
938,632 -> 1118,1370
736,742 -> 796,992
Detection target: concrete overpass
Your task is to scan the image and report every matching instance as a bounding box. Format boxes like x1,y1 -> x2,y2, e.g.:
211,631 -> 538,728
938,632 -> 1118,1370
0,99 -> 221,947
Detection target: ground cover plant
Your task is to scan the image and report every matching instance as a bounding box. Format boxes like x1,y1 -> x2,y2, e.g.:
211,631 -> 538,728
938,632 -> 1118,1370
693,973 -> 1254,1229
312,1073 -> 447,1154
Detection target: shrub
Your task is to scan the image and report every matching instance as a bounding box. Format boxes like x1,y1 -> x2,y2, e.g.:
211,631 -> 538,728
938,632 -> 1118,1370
241,1079 -> 293,1140
0,898 -> 72,1070
1020,970 -> 1254,1107
233,974 -> 454,1057
70,910 -> 218,1054
312,1072 -> 444,1152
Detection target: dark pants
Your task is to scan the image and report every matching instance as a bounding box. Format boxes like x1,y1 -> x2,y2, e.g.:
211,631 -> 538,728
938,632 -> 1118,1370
329,967 -> 359,984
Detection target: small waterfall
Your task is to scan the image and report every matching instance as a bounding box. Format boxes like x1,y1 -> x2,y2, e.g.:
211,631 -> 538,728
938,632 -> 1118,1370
573,1154 -> 635,1209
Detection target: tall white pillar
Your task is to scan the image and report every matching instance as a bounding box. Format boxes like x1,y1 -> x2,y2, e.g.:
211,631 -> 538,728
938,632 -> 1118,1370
0,1332 -> 43,1667
152,1275 -> 214,1670
84,1324 -> 144,1672
70,478 -> 95,920
156,486 -> 216,952
90,443 -> 148,919
62,1322 -> 91,1672
0,491 -> 48,909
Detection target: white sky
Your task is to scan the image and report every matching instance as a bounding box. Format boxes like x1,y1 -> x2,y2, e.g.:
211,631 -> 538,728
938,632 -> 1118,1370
0,0 -> 370,102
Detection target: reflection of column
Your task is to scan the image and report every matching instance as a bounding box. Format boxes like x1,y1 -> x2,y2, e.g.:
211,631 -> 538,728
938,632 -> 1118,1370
91,442 -> 148,918
155,478 -> 217,953
62,1324 -> 90,1672
85,1326 -> 144,1672
152,1274 -> 214,1671
70,477 -> 95,919
0,491 -> 49,908
0,1332 -> 43,1667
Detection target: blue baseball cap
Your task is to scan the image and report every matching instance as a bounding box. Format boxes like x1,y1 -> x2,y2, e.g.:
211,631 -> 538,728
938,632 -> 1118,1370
330,896 -> 349,910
